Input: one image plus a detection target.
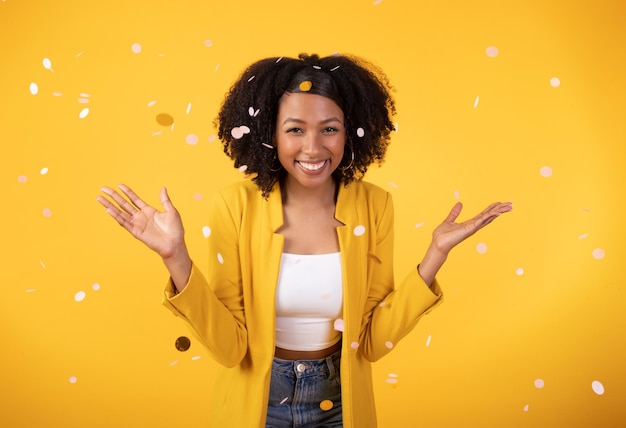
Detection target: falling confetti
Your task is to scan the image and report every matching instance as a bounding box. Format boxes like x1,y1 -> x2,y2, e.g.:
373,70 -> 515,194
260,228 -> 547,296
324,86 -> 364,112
42,57 -> 53,71
299,80 -> 312,92
131,43 -> 142,54
592,248 -> 605,260
516,268 -> 525,276
92,283 -> 101,291
592,380 -> 605,395
191,356 -> 202,361
79,107 -> 89,119
29,82 -> 38,95
248,106 -> 260,117
208,135 -> 217,142
426,335 -> 432,347
40,167 -> 48,175
279,397 -> 289,405
17,175 -> 27,183
193,193 -> 202,200
350,341 -> 359,349
186,102 -> 192,115
550,77 -> 561,88
539,166 -> 553,178
69,376 -> 77,384
74,291 -> 86,302
486,46 -> 499,58
231,126 -> 251,139
388,182 -> 398,189
217,253 -> 224,264
415,222 -> 425,229
474,96 -> 480,108
156,113 -> 174,126
476,243 -> 488,254
238,165 -> 248,173
42,208 -> 52,217
534,379 -> 545,389
353,225 -> 366,236
385,341 -> 394,349
202,226 -> 211,238
523,404 -> 529,412
186,134 -> 199,145
333,318 -> 345,332
147,100 -> 157,107
454,190 -> 460,200
578,233 -> 589,240
320,400 -> 334,411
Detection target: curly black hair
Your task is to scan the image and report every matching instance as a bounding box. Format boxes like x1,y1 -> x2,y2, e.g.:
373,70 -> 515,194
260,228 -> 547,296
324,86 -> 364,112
215,53 -> 396,198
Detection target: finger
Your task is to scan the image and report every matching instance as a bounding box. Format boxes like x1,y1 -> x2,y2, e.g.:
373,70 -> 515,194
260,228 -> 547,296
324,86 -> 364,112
100,186 -> 139,215
444,202 -> 463,223
117,184 -> 149,210
96,195 -> 133,230
160,186 -> 176,213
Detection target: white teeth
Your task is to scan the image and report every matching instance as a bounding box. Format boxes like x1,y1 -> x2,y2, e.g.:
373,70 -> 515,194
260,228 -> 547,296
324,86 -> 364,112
298,160 -> 326,171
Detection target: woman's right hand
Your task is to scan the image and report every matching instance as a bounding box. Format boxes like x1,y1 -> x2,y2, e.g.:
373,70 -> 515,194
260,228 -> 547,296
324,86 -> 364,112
96,184 -> 186,259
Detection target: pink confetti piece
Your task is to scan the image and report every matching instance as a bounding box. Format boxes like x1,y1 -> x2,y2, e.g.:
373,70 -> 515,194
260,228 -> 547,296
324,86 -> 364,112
333,318 -> 344,332
486,46 -> 499,58
356,127 -> 365,137
353,225 -> 365,236
262,143 -> 274,149
385,341 -> 394,349
217,253 -> 224,264
231,126 -> 251,139
131,43 -> 142,54
279,397 -> 289,404
202,226 -> 211,238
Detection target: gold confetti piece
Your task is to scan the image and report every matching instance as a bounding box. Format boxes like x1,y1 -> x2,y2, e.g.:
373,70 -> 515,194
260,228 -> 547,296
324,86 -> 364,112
320,400 -> 334,411
156,113 -> 174,126
299,81 -> 312,92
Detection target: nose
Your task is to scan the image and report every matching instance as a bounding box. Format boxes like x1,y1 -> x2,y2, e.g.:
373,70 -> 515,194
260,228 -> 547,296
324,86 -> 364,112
301,133 -> 323,156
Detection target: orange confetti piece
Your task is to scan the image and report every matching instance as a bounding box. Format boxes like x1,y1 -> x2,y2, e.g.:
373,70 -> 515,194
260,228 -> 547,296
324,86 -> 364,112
320,400 -> 334,411
299,81 -> 312,92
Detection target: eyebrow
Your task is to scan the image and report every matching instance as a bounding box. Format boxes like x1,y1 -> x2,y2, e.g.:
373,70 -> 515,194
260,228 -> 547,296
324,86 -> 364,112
281,117 -> 343,126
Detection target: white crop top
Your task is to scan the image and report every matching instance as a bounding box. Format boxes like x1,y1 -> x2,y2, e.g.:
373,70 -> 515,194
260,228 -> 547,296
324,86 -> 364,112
275,252 -> 343,351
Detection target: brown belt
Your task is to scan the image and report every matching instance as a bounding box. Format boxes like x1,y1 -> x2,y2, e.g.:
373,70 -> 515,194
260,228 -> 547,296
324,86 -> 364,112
274,340 -> 342,360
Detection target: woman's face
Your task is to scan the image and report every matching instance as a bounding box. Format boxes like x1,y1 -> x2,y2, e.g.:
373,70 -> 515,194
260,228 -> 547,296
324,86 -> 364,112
275,92 -> 346,191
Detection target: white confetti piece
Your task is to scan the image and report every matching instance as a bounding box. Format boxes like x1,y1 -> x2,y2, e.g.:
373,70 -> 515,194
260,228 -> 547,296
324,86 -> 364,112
204,40 -> 213,47
79,107 -> 89,119
394,122 -> 398,132
29,82 -> 39,95
353,225 -> 366,236
592,380 -> 605,395
516,267 -> 525,276
17,175 -> 27,183
426,335 -> 432,347
279,397 -> 289,405
262,143 -> 274,149
356,127 -> 365,137
386,377 -> 398,384
193,193 -> 202,201
539,166 -> 552,178
131,43 -> 142,54
69,376 -> 77,384
592,248 -> 605,260
476,242 -> 488,254
387,181 -> 398,189
454,190 -> 460,200
40,260 -> 46,269
247,75 -> 255,82
333,318 -> 344,332
74,291 -> 86,302
350,341 -> 359,349
75,51 -> 84,57
52,92 -> 63,97
330,65 -> 340,71
214,64 -> 220,72
474,96 -> 480,108
248,106 -> 260,117
191,356 -> 202,361
170,360 -> 179,366
373,0 -> 383,5
486,46 -> 499,58
313,65 -> 322,70
231,126 -> 251,139
186,102 -> 192,114
79,93 -> 90,98
378,301 -> 387,307
238,165 -> 248,173
147,100 -> 157,107
534,379 -> 544,389
42,208 -> 52,217
523,404 -> 529,412
40,167 -> 48,175
385,341 -> 394,349
208,135 -> 217,142
186,134 -> 199,145
77,97 -> 90,104
578,233 -> 589,240
25,289 -> 36,293
42,57 -> 53,71
217,253 -> 224,264
415,222 -> 425,229
202,226 -> 211,238
92,283 -> 100,291
550,77 -> 561,88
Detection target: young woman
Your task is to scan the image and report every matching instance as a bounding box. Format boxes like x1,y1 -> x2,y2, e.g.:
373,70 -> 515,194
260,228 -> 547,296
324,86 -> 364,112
97,53 -> 512,427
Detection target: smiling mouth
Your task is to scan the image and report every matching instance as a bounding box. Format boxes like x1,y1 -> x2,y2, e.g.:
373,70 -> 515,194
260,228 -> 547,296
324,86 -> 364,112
297,160 -> 327,171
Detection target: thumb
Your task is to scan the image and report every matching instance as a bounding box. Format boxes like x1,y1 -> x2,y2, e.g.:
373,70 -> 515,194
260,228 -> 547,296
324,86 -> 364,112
160,186 -> 176,213
444,202 -> 463,223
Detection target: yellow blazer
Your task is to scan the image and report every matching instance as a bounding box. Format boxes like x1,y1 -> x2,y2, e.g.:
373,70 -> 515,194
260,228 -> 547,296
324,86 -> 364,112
163,179 -> 443,427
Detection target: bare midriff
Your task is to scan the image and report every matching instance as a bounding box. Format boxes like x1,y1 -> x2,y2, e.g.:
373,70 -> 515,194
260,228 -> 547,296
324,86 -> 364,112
274,340 -> 341,360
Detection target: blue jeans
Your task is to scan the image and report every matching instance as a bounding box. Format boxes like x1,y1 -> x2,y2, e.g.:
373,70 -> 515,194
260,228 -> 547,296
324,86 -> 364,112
266,349 -> 343,427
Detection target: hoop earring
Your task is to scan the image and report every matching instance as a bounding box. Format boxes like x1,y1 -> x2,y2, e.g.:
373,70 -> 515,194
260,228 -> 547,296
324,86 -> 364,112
269,150 -> 283,172
340,145 -> 355,172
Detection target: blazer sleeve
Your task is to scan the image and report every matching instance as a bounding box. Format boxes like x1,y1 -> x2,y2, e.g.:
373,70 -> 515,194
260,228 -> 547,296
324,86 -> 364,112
358,191 -> 443,362
162,191 -> 247,368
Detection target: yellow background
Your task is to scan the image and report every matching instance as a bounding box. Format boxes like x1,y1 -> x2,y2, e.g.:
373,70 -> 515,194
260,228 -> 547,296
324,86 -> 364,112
2,0 -> 625,426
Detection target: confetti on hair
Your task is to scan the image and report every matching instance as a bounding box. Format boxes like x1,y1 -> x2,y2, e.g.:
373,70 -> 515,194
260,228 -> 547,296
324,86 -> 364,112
231,125 -> 251,139
238,165 -> 248,173
330,65 -> 340,72
248,106 -> 260,117
247,75 -> 255,82
356,127 -> 365,137
299,80 -> 312,92
276,57 -> 283,63
313,65 -> 322,70
262,143 -> 274,149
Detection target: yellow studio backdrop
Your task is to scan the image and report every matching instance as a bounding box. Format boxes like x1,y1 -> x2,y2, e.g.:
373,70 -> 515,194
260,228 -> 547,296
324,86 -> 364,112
1,0 -> 625,426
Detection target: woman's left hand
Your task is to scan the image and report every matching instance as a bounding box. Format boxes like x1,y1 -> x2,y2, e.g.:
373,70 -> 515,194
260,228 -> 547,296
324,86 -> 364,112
432,201 -> 513,256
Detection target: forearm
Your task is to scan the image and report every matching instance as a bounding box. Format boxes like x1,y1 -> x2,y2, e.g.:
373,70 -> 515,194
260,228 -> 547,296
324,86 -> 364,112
162,244 -> 193,293
417,243 -> 448,287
